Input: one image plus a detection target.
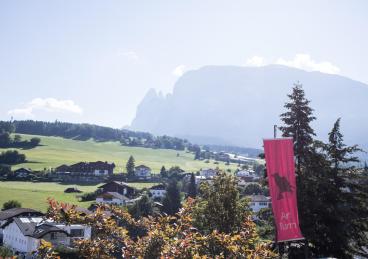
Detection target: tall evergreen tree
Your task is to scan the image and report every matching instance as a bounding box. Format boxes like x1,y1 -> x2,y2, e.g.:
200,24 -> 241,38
280,86 -> 368,258
280,83 -> 316,172
188,173 -> 197,198
162,180 -> 181,215
327,118 -> 360,170
160,166 -> 167,178
126,155 -> 135,179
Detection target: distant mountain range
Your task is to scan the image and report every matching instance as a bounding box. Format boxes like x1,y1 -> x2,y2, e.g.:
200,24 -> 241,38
131,65 -> 368,160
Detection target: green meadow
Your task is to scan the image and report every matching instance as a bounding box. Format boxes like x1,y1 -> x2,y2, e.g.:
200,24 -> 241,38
0,181 -> 157,212
0,134 -> 238,172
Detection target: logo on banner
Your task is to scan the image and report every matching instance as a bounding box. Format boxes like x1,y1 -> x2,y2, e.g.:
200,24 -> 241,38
273,173 -> 294,200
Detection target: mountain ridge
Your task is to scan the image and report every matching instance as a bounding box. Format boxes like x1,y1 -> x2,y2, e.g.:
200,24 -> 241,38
131,65 -> 368,159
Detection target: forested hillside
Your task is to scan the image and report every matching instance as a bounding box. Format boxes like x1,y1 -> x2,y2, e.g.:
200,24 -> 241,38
3,120 -> 189,151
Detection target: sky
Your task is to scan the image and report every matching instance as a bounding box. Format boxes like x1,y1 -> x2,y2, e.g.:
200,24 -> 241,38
0,0 -> 367,128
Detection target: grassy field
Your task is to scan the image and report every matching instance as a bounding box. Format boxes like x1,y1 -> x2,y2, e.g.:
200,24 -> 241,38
0,181 -> 157,212
0,134 -> 239,172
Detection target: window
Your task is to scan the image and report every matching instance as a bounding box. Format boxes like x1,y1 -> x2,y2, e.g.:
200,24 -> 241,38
70,229 -> 85,237
50,232 -> 57,240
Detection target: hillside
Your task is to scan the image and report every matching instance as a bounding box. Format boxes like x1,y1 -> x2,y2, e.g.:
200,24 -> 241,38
131,65 -> 368,160
0,134 -> 238,172
0,181 -> 156,212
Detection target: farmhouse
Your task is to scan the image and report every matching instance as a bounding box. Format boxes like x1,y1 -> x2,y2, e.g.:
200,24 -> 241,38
247,195 -> 271,213
55,161 -> 115,176
13,168 -> 33,178
53,161 -> 115,182
149,184 -> 166,199
98,181 -> 136,198
135,165 -> 152,180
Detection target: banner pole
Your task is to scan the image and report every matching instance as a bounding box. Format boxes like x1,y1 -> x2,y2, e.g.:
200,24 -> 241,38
273,125 -> 281,258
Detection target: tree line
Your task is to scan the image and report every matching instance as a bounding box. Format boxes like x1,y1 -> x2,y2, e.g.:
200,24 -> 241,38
6,120 -> 188,150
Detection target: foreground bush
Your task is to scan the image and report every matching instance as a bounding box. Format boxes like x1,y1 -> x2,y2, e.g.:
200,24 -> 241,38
42,198 -> 276,258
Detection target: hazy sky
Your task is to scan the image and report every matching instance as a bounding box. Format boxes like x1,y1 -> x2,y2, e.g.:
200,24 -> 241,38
1,0 -> 367,128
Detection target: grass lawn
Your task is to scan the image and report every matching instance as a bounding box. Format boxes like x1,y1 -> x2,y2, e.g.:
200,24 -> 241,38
0,181 -> 157,212
0,134 -> 239,172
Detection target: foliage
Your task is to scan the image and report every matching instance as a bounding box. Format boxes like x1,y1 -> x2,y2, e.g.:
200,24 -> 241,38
243,183 -> 263,195
0,245 -> 13,258
2,199 -> 21,210
327,118 -> 361,169
80,190 -> 100,201
193,171 -> 250,234
128,194 -> 155,219
160,166 -> 167,178
188,172 -> 197,198
43,198 -> 276,258
255,208 -> 275,241
126,155 -> 135,179
0,150 -> 26,165
0,123 -> 40,148
8,120 -> 188,151
162,179 -> 182,215
166,166 -> 185,180
279,83 -> 316,172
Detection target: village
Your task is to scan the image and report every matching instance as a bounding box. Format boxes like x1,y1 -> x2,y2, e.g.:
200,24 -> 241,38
0,157 -> 271,257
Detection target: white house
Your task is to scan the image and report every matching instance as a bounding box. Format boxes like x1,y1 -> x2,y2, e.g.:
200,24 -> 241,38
0,208 -> 44,241
1,216 -> 91,256
199,168 -> 217,179
247,195 -> 271,213
236,170 -> 254,178
96,192 -> 131,206
135,165 -> 152,180
149,184 -> 166,199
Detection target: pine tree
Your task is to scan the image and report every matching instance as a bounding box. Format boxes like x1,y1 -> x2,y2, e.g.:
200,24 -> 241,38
280,87 -> 368,257
280,83 -> 316,172
160,166 -> 167,178
188,173 -> 197,198
327,118 -> 360,170
162,180 -> 181,215
126,155 -> 135,179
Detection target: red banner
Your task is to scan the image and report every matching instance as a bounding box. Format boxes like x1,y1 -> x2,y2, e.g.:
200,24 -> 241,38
263,138 -> 304,242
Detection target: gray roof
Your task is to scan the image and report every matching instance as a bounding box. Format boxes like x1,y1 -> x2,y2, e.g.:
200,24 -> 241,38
135,165 -> 151,170
14,168 -> 32,173
2,217 -> 68,239
248,195 -> 270,202
98,181 -> 135,190
0,208 -> 44,221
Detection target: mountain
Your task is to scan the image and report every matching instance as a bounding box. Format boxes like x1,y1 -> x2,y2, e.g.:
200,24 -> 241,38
131,65 -> 368,159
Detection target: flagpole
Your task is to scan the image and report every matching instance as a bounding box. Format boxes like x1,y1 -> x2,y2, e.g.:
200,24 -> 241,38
273,125 -> 282,258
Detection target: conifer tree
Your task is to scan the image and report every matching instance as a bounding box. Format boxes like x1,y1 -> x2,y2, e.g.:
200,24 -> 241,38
188,173 -> 197,198
280,83 -> 316,172
327,118 -> 360,170
280,86 -> 368,258
162,180 -> 181,215
126,155 -> 135,179
160,166 -> 167,178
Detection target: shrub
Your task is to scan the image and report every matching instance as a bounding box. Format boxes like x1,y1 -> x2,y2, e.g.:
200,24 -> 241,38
2,200 -> 21,210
